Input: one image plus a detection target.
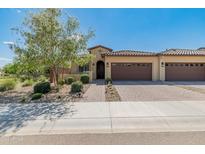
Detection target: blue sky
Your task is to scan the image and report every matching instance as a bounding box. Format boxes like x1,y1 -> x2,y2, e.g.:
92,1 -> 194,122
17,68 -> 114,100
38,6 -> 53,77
1,8 -> 205,67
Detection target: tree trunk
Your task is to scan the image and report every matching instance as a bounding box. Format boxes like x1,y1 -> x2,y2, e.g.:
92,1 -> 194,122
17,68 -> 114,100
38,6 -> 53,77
50,66 -> 57,86
61,67 -> 64,80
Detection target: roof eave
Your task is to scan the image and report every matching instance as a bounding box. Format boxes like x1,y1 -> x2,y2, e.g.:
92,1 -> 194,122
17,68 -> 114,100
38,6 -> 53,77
88,45 -> 113,52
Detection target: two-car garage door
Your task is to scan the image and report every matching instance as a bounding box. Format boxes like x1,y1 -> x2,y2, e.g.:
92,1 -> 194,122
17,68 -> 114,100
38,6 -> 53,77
165,63 -> 205,81
111,63 -> 152,80
111,62 -> 205,81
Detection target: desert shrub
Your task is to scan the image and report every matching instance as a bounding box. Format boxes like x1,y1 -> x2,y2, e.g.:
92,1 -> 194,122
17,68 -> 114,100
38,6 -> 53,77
22,79 -> 34,87
20,96 -> 27,103
105,77 -> 112,84
0,85 -> 6,92
19,76 -> 30,82
34,81 -> 51,94
0,79 -> 16,91
71,81 -> 83,93
31,93 -> 43,100
65,77 -> 75,85
58,79 -> 65,85
19,77 -> 26,82
38,75 -> 47,82
64,74 -> 81,81
80,74 -> 89,84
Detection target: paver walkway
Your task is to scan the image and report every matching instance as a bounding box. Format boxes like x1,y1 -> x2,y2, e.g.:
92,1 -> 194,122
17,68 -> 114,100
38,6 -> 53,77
80,80 -> 105,102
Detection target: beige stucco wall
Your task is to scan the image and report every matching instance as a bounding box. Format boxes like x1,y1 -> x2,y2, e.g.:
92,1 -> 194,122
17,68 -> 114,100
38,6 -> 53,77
70,63 -> 79,74
159,56 -> 205,81
105,56 -> 160,81
70,47 -> 109,80
71,46 -> 205,81
89,47 -> 109,79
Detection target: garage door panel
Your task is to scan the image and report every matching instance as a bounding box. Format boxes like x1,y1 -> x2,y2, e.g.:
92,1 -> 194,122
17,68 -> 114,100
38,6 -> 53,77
165,63 -> 205,81
111,63 -> 152,80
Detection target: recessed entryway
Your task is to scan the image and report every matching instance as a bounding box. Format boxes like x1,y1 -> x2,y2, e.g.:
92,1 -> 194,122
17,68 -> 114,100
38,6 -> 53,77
96,61 -> 105,79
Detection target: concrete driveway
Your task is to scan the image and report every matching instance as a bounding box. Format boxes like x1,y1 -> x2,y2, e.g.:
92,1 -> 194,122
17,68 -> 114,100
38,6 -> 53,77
113,81 -> 205,101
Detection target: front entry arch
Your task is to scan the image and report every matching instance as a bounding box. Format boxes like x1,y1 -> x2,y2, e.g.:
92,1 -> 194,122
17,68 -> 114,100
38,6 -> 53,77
96,61 -> 105,79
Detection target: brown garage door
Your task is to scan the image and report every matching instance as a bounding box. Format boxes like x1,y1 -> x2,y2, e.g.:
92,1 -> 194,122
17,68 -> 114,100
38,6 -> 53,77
165,63 -> 205,81
111,63 -> 152,80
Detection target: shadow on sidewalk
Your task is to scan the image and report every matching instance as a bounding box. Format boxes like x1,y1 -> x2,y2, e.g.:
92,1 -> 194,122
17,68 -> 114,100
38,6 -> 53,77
0,103 -> 77,136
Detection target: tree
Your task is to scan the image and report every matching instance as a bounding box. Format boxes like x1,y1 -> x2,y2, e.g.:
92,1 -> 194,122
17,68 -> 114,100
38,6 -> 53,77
12,9 -> 94,85
3,63 -> 18,75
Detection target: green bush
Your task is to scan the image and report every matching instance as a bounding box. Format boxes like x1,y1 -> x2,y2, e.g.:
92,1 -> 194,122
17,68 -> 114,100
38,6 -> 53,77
65,77 -> 75,85
22,79 -> 34,87
58,79 -> 65,85
71,81 -> 83,93
0,79 -> 16,92
38,75 -> 47,82
20,96 -> 27,103
0,85 -> 6,92
31,93 -> 43,100
34,81 -> 51,94
19,76 -> 30,82
80,74 -> 89,84
105,77 -> 112,84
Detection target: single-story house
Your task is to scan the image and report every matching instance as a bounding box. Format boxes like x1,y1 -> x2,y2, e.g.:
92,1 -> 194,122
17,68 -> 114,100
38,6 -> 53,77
70,45 -> 205,81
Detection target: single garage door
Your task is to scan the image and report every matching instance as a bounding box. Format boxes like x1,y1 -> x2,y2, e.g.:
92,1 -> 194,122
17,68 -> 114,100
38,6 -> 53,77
111,63 -> 152,80
165,63 -> 205,81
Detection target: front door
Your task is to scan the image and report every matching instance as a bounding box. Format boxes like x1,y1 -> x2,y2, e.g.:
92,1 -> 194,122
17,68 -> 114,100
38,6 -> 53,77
97,61 -> 105,79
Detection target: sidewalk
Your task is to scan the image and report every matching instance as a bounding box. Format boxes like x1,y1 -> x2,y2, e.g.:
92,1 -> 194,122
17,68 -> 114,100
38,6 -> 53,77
1,101 -> 205,136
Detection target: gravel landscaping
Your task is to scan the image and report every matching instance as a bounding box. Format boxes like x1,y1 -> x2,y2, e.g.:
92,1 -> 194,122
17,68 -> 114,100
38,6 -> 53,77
105,84 -> 121,102
0,84 -> 90,103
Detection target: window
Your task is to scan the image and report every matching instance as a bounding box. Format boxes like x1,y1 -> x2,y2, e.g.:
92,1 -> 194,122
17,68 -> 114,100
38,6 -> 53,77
79,64 -> 89,72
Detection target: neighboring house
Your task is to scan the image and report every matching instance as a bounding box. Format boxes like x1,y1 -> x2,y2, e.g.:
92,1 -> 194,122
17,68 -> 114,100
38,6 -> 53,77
70,45 -> 205,81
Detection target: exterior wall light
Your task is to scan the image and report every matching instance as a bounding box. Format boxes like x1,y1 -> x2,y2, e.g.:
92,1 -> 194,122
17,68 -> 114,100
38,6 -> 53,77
92,63 -> 95,66
161,62 -> 164,67
106,62 -> 109,67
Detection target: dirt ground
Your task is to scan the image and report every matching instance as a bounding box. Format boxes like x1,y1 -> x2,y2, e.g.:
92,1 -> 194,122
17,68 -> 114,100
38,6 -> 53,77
0,84 -> 90,103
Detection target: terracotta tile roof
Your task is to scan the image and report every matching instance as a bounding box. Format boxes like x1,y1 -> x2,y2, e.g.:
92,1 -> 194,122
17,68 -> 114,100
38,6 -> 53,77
89,45 -> 205,56
88,45 -> 113,51
159,48 -> 205,56
104,50 -> 157,56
